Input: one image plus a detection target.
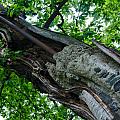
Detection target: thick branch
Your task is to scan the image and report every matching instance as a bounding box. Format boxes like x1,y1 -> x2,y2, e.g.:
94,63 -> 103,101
0,16 -> 56,55
18,17 -> 82,45
1,15 -> 120,120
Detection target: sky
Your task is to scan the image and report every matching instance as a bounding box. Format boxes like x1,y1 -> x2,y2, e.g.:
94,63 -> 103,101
0,115 -> 5,120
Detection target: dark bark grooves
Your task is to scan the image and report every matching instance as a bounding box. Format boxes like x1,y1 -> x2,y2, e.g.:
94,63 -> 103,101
0,14 -> 120,120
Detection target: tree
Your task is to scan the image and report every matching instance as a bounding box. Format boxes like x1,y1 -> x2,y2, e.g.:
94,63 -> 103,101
0,0 -> 120,120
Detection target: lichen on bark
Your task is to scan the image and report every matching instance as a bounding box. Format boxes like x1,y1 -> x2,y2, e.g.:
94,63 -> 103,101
46,44 -> 120,120
47,44 -> 120,89
46,44 -> 91,88
46,44 -> 120,102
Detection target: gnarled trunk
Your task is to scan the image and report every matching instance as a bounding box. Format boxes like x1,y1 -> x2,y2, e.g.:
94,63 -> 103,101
0,15 -> 120,120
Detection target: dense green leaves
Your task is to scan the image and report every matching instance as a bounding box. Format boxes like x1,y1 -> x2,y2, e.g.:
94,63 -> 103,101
1,0 -> 119,47
0,67 -> 81,119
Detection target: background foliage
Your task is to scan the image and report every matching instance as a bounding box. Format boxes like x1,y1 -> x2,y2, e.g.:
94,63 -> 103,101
2,0 -> 119,46
0,0 -> 120,119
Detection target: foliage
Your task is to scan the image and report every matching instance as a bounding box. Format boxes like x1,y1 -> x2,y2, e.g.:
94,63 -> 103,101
0,69 -> 77,120
1,0 -> 119,47
0,67 -> 81,120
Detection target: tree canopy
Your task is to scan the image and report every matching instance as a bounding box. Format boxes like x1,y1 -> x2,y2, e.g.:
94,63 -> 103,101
0,0 -> 120,119
2,0 -> 119,45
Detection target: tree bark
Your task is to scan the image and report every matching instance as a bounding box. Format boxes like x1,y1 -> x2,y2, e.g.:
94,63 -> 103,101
0,15 -> 120,120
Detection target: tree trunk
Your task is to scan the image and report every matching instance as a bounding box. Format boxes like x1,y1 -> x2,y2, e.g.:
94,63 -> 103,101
0,15 -> 120,120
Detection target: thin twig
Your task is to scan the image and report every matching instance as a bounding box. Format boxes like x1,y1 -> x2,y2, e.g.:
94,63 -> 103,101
43,0 -> 68,29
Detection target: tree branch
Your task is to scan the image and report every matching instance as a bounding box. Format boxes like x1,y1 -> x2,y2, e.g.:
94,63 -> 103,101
57,11 -> 66,34
43,0 -> 68,29
0,16 -> 56,55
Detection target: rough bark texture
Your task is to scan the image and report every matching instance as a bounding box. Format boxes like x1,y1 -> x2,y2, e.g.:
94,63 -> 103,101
47,44 -> 120,120
0,15 -> 120,120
